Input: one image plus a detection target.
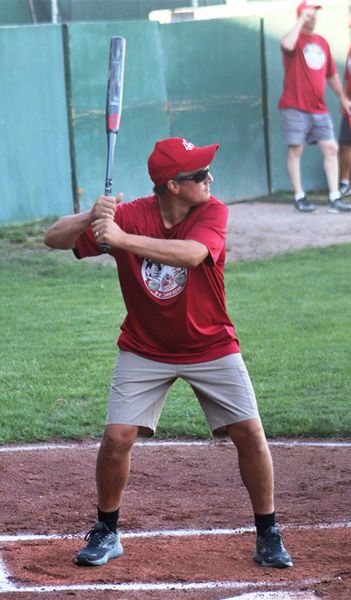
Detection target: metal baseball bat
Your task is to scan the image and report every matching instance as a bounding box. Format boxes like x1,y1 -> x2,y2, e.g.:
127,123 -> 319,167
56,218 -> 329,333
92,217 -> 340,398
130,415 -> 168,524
98,36 -> 126,253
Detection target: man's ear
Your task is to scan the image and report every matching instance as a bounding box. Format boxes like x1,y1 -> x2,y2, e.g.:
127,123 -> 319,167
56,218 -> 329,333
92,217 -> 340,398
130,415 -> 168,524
166,180 -> 180,195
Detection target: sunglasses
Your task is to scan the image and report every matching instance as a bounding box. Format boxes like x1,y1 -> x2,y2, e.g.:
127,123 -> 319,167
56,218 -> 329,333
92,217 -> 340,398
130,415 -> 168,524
174,167 -> 210,184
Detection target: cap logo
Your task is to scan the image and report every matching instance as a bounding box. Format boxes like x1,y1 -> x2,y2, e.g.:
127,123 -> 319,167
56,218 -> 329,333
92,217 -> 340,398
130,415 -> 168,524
182,139 -> 195,151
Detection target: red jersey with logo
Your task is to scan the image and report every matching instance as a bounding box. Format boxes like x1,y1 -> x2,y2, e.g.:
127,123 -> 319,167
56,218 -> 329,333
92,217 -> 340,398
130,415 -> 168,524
344,45 -> 351,99
74,195 -> 240,363
279,32 -> 337,113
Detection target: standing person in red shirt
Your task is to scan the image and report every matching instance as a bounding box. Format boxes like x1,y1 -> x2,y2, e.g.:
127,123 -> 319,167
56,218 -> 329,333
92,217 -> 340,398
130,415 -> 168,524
279,0 -> 351,213
44,137 -> 292,570
338,43 -> 351,195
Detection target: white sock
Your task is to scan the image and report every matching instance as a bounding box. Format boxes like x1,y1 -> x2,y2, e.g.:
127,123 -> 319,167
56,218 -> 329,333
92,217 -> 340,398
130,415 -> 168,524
294,192 -> 305,201
329,191 -> 341,201
340,179 -> 349,186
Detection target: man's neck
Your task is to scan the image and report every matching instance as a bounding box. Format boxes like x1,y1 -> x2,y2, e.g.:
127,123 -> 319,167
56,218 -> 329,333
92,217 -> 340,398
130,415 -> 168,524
157,196 -> 193,229
301,27 -> 315,36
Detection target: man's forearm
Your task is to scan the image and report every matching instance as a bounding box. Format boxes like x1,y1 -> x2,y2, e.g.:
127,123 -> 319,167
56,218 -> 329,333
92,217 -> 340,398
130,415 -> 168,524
120,233 -> 208,268
328,73 -> 346,100
328,73 -> 351,114
280,18 -> 304,52
44,211 -> 92,249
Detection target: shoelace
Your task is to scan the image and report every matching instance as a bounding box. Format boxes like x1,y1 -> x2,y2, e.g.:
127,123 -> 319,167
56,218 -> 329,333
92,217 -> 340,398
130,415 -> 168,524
267,531 -> 284,551
84,527 -> 110,546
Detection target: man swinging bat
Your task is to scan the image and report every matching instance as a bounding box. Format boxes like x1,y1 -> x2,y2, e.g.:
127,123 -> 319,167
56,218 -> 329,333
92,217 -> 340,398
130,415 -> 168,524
44,137 -> 292,569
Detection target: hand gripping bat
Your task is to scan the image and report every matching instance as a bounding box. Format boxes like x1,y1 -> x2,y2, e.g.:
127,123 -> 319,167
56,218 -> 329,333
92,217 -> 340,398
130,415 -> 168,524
98,36 -> 126,254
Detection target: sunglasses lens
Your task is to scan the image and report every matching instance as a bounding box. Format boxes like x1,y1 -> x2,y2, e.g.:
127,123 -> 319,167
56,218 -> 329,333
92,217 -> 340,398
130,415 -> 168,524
175,167 -> 210,183
193,169 -> 209,183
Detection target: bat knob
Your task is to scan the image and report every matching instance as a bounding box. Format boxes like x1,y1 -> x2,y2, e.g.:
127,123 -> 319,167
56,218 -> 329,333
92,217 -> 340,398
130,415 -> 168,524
98,243 -> 111,254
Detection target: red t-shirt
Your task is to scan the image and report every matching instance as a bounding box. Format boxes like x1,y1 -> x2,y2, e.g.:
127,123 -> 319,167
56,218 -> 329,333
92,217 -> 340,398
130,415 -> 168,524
74,195 -> 240,363
343,45 -> 351,99
278,32 -> 337,113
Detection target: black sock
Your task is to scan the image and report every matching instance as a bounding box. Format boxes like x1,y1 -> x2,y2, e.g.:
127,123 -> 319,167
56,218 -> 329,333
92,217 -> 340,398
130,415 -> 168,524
97,507 -> 120,533
254,512 -> 275,537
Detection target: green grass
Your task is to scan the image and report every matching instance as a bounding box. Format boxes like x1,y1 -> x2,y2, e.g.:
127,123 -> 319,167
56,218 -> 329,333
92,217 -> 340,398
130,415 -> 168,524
0,220 -> 350,442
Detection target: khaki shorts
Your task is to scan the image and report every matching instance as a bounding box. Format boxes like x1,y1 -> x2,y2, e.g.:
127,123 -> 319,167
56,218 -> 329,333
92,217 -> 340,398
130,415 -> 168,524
107,351 -> 260,436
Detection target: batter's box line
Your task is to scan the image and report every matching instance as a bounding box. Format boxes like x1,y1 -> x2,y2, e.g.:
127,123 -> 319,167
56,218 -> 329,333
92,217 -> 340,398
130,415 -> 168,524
0,572 -> 322,595
0,520 -> 350,544
0,439 -> 351,453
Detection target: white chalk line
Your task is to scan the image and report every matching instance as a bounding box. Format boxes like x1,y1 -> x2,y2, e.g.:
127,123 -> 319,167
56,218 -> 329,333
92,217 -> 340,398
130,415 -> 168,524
0,556 -> 13,593
0,576 -> 322,594
220,593 -> 318,600
0,439 -> 350,453
0,526 -> 253,544
0,520 -> 350,544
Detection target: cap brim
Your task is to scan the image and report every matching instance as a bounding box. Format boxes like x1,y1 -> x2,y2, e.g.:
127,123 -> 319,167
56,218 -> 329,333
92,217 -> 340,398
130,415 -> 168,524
297,3 -> 322,15
181,144 -> 219,174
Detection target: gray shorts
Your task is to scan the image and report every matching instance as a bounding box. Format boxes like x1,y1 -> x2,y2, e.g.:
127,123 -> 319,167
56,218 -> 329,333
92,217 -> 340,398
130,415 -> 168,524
338,115 -> 351,145
280,108 -> 335,145
107,351 -> 260,437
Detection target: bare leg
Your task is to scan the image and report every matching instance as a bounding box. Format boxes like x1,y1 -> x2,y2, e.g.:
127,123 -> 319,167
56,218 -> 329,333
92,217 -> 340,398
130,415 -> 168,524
286,144 -> 304,195
228,419 -> 293,568
96,424 -> 138,512
318,139 -> 339,195
339,144 -> 351,182
227,418 -> 274,514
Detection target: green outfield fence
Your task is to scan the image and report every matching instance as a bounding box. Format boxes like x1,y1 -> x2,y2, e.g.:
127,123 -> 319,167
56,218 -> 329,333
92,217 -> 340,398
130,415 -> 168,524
0,2 -> 348,224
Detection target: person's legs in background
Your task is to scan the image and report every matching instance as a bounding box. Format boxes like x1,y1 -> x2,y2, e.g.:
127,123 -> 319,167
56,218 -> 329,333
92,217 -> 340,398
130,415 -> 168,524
280,109 -> 316,212
318,139 -> 351,213
287,144 -> 316,212
338,115 -> 351,195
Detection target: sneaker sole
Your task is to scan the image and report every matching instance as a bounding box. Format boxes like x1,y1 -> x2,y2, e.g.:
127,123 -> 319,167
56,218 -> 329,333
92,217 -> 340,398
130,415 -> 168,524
75,543 -> 124,567
253,553 -> 293,569
328,208 -> 351,214
294,206 -> 316,213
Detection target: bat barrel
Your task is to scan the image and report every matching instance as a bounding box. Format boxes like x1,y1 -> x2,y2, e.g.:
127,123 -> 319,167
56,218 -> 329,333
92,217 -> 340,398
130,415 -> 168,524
105,37 -> 126,135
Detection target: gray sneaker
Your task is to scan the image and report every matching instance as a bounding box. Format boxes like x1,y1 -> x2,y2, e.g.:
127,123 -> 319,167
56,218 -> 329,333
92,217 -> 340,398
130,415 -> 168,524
253,526 -> 293,568
328,198 -> 351,213
75,522 -> 124,566
339,183 -> 351,196
294,196 -> 316,213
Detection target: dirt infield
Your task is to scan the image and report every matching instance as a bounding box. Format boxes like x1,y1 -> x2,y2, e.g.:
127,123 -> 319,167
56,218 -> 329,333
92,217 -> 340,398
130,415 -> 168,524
1,440 -> 350,599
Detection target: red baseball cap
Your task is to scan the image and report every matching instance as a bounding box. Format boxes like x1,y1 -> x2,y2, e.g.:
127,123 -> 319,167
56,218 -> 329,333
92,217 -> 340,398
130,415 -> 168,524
297,0 -> 322,17
148,137 -> 219,186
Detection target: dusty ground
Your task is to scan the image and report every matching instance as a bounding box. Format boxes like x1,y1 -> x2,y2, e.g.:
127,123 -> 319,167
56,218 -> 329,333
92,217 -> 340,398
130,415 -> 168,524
225,201 -> 351,262
1,441 -> 350,599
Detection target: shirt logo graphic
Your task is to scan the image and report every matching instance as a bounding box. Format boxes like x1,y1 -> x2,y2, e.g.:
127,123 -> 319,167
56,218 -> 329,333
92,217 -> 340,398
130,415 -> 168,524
141,259 -> 187,299
182,139 -> 195,151
303,43 -> 326,70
